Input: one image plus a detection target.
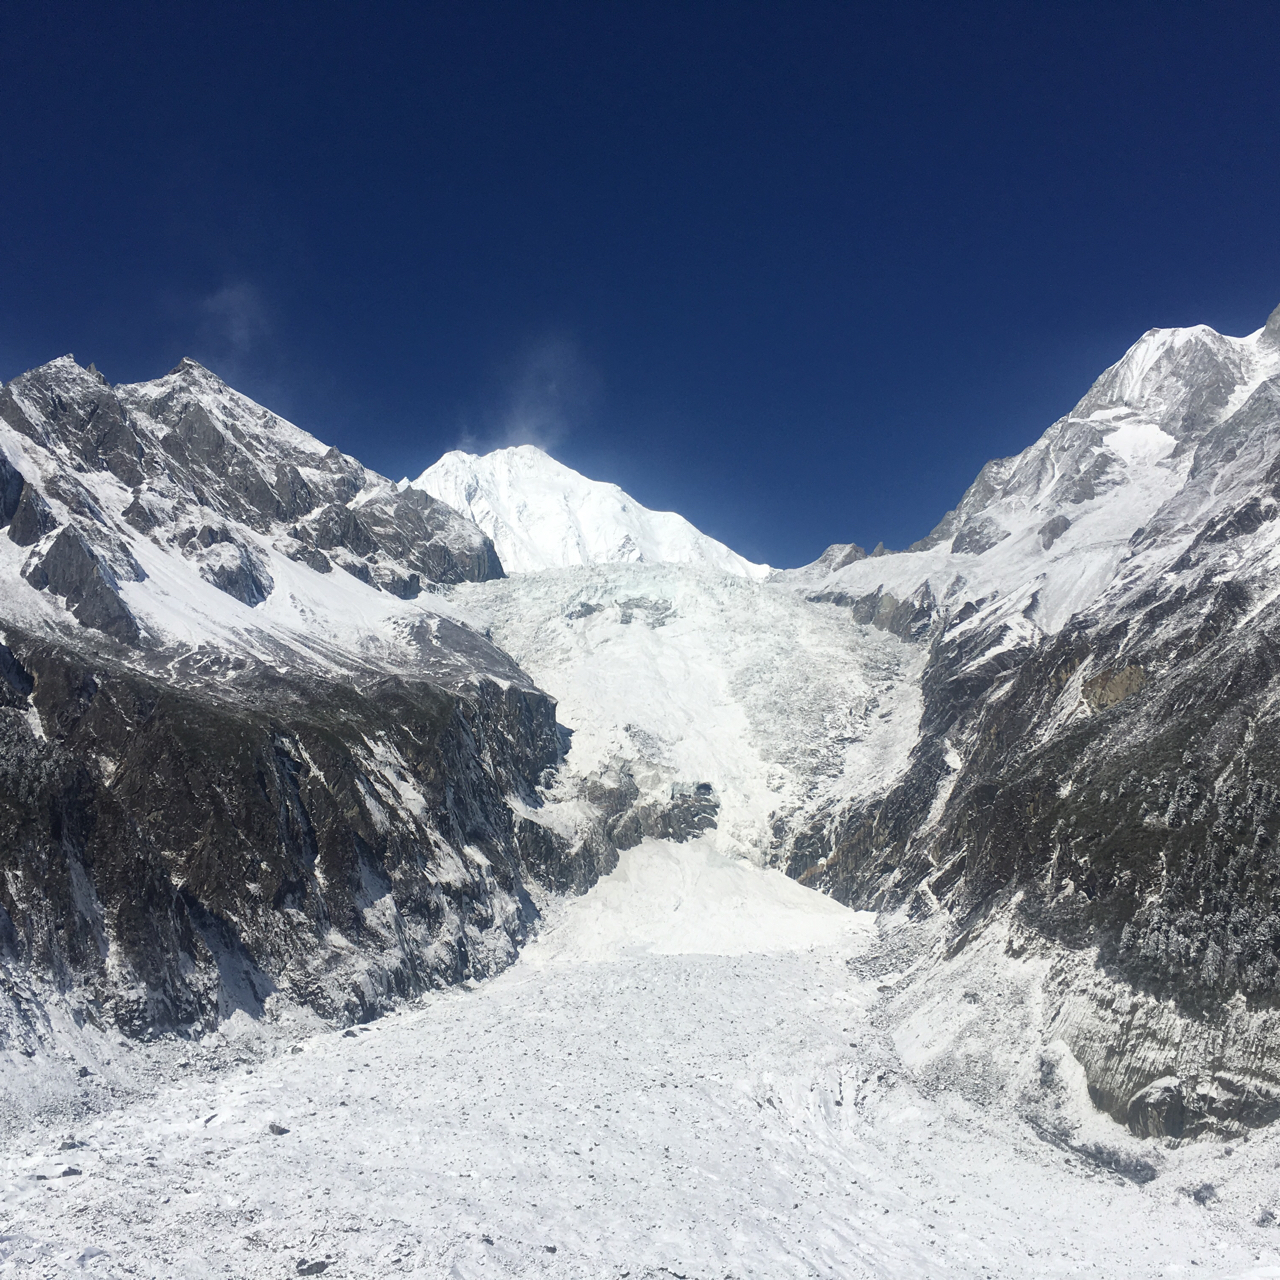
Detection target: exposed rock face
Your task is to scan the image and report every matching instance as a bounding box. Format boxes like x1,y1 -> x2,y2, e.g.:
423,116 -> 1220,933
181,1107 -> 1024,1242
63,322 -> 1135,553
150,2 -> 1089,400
814,541 -> 868,572
950,515 -> 1011,556
0,628 -> 584,1037
0,356 -> 608,1045
581,768 -> 721,851
8,481 -> 57,546
804,582 -> 936,641
1038,514 -> 1071,549
784,311 -> 1280,1139
23,526 -> 143,643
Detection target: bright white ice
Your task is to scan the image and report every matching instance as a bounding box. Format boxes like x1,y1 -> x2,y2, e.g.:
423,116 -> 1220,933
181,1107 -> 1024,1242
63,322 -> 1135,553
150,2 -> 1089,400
3,839 -> 1278,1279
448,562 -> 925,863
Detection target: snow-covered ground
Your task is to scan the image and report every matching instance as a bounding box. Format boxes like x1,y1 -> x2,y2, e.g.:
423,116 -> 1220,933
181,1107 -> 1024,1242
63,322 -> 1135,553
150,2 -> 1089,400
3,838 -> 1278,1279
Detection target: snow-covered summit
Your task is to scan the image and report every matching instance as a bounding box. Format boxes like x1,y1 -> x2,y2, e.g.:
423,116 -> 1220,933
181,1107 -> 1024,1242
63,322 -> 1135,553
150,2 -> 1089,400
0,353 -> 505,665
408,444 -> 770,579
797,311 -> 1280,634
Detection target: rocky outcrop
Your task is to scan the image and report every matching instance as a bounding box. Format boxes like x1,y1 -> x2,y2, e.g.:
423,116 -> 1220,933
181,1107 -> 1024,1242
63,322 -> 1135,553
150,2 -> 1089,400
805,581 -> 937,641
0,624 -> 613,1038
22,527 -> 142,643
8,481 -> 56,546
1038,514 -> 1071,549
815,541 -> 868,572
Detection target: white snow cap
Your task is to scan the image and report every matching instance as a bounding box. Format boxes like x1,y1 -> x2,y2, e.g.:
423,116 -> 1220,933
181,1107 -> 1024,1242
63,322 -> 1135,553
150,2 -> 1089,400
408,444 -> 770,578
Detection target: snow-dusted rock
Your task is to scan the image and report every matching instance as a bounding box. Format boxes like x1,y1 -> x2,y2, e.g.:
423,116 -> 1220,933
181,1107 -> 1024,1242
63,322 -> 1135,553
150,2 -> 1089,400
780,304 -> 1280,1138
0,356 -> 605,1041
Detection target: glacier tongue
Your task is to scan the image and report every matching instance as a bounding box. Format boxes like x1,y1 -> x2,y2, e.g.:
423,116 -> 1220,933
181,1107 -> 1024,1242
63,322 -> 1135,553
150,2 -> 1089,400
3,838 -> 1272,1280
409,443 -> 770,578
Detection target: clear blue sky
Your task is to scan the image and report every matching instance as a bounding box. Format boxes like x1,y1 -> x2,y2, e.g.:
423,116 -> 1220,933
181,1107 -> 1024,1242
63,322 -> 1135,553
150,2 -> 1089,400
3,2 -> 1278,567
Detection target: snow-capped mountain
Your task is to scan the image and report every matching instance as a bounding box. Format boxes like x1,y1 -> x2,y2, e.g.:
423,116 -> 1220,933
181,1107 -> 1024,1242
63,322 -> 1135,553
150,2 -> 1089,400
440,304 -> 1280,1146
8,306 -> 1280,1280
409,443 -> 769,578
796,312 -> 1280,636
0,355 -> 614,1038
5,300 -> 1280,1185
771,305 -> 1280,1141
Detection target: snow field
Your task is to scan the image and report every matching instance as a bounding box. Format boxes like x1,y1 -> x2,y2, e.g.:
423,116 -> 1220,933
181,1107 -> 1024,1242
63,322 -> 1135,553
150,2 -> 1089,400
3,840 -> 1279,1279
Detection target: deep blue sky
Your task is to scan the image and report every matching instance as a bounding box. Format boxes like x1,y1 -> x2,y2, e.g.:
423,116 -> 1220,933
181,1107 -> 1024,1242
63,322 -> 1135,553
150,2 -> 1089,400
3,2 -> 1279,567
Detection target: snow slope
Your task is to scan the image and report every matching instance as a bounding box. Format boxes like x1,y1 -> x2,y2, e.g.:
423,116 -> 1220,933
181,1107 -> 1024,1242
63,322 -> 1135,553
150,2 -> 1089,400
3,838 -> 1277,1279
0,356 -> 507,685
410,444 -> 770,578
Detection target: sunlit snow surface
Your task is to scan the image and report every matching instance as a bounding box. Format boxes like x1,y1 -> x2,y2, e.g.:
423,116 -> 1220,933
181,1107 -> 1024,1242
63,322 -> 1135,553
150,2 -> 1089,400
3,840 -> 1279,1278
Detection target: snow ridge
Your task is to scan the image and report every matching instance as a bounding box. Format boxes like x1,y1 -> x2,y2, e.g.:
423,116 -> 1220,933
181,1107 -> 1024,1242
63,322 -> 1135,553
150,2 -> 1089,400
799,314 -> 1280,636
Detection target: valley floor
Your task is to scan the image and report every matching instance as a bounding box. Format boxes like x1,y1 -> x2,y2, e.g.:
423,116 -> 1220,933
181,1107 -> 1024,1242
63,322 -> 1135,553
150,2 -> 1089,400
3,840 -> 1280,1279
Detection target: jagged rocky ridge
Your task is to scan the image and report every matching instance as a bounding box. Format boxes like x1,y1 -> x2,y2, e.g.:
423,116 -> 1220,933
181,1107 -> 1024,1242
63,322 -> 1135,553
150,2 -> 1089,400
784,303 -> 1280,1141
0,356 -> 614,1045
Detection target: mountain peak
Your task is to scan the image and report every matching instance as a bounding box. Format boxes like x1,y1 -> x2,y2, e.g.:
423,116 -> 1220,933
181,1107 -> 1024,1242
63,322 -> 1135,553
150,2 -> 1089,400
161,355 -> 225,386
410,446 -> 769,578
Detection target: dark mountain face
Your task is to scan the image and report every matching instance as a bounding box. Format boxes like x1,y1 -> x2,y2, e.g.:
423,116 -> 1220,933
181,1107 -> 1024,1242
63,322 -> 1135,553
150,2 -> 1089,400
0,357 -> 610,1049
785,307 -> 1280,1141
